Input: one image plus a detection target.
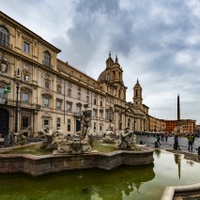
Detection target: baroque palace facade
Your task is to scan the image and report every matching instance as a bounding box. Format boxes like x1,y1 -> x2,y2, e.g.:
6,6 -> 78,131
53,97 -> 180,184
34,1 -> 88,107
0,11 -> 195,139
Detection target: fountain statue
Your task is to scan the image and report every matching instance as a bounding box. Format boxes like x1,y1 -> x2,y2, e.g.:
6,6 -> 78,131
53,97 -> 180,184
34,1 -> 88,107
38,104 -> 93,154
115,127 -> 136,150
38,125 -> 58,149
13,131 -> 27,145
101,126 -> 116,144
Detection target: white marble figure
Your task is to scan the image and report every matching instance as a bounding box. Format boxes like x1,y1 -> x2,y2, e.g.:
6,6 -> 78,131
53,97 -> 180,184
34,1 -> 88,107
115,127 -> 136,150
0,55 -> 8,73
101,126 -> 116,144
52,105 -> 93,154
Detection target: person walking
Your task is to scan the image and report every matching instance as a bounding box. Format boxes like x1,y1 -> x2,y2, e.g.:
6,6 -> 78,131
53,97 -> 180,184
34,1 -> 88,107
164,132 -> 169,142
187,133 -> 194,151
174,135 -> 179,150
156,134 -> 161,146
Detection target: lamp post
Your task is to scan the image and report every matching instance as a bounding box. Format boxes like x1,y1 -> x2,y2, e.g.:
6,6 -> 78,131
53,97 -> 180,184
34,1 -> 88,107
14,68 -> 21,133
134,118 -> 136,134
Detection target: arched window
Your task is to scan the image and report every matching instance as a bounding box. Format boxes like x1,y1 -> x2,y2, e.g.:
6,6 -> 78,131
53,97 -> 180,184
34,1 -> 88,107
0,26 -> 9,47
44,51 -> 51,67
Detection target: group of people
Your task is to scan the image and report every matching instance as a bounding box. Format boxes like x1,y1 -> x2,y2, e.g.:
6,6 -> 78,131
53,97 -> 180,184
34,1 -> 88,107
155,132 -> 196,151
156,132 -> 169,146
174,133 -> 195,151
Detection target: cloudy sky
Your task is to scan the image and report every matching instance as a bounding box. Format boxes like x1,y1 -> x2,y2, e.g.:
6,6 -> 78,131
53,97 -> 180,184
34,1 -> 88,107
1,0 -> 200,123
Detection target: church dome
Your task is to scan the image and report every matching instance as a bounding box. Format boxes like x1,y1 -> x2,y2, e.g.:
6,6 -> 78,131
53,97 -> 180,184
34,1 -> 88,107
98,69 -> 107,82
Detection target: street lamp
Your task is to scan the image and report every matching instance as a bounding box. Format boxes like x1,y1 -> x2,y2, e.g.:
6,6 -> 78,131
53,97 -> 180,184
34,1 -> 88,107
134,118 -> 136,134
14,68 -> 21,133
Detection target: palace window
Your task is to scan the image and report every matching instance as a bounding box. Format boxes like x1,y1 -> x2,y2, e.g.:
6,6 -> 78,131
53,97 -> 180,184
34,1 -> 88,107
57,85 -> 61,93
44,119 -> 49,126
45,81 -> 50,89
77,105 -> 81,114
0,26 -> 9,47
100,110 -> 103,119
22,117 -> 29,128
67,102 -> 72,112
56,100 -> 61,110
57,77 -> 61,83
44,51 -> 51,67
24,42 -> 30,54
57,118 -> 61,128
67,119 -> 71,132
22,92 -> 29,103
44,98 -> 49,107
68,88 -> 71,97
77,86 -> 81,91
93,109 -> 97,117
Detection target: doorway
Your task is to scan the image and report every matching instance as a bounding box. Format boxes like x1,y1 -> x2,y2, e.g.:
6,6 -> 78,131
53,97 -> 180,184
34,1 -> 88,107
0,108 -> 9,137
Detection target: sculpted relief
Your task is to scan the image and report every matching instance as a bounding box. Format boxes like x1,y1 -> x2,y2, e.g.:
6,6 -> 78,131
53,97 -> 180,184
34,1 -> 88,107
0,55 -> 9,73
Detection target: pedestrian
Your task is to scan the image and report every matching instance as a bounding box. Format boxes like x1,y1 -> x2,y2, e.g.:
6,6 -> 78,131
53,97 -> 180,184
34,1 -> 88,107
165,132 -> 169,142
156,134 -> 161,146
174,135 -> 179,150
161,133 -> 164,141
187,133 -> 194,151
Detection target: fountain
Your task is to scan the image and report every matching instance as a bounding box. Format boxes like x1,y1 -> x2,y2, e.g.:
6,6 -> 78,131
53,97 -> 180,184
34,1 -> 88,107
0,104 -> 154,177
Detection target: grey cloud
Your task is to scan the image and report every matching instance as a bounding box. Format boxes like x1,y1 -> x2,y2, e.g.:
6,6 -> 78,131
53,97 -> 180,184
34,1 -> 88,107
75,0 -> 120,15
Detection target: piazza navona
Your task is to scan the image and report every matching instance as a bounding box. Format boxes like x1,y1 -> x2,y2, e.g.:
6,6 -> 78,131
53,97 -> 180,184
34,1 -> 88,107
0,11 -> 196,142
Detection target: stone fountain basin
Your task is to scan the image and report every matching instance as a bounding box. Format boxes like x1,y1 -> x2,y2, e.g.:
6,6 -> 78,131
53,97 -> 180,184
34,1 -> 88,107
0,145 -> 154,176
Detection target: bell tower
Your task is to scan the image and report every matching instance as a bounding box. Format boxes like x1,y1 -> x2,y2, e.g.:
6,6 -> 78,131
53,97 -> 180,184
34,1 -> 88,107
133,79 -> 143,108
